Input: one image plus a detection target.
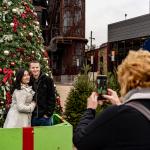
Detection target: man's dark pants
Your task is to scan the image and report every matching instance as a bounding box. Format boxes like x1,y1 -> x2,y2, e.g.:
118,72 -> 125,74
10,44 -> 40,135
31,117 -> 52,126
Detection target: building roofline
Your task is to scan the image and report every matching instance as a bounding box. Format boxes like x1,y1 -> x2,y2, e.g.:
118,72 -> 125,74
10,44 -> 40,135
108,13 -> 150,26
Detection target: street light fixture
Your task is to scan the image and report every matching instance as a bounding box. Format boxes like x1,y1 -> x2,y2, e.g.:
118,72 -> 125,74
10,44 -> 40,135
89,31 -> 95,84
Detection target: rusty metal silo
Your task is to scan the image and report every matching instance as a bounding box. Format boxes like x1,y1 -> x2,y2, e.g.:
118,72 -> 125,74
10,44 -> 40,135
33,0 -> 88,83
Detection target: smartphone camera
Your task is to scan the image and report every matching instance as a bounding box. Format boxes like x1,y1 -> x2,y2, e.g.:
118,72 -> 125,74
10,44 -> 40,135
96,75 -> 107,100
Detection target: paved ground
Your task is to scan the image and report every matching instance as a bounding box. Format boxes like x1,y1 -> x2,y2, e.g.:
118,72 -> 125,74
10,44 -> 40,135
56,84 -> 73,112
56,84 -> 77,150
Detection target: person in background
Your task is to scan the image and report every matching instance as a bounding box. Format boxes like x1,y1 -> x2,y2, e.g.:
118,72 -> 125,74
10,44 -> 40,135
29,61 -> 55,126
3,68 -> 36,128
73,50 -> 150,150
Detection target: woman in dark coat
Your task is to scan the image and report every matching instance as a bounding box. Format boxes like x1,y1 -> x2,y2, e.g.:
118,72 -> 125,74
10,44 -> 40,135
73,50 -> 150,150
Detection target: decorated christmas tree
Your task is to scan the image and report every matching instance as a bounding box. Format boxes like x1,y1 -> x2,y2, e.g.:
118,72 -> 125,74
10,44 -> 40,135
0,0 -> 50,126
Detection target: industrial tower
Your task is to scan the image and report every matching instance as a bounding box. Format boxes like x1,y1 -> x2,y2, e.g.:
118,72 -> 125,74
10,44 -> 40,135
33,0 -> 87,82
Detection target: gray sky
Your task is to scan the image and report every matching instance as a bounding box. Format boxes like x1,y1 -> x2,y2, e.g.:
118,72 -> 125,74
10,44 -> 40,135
86,0 -> 149,47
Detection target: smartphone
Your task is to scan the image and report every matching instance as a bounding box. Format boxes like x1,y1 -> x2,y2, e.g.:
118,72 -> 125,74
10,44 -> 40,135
96,75 -> 107,100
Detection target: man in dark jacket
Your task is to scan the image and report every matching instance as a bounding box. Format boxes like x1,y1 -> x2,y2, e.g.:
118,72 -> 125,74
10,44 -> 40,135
29,61 -> 55,126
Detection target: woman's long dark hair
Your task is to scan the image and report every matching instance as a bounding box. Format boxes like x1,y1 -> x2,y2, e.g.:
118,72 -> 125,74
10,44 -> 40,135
12,68 -> 27,93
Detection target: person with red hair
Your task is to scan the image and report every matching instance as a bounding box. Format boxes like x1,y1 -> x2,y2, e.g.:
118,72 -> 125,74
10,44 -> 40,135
73,50 -> 150,150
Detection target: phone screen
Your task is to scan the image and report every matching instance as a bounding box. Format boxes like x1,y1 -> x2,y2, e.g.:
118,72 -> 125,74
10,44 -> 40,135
96,75 -> 107,100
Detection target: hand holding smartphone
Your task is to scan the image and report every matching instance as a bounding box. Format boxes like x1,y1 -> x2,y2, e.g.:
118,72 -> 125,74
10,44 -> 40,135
96,75 -> 107,100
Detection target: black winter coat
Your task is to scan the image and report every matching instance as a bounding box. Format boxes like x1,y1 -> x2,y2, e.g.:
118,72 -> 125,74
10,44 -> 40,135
73,100 -> 150,150
30,73 -> 55,118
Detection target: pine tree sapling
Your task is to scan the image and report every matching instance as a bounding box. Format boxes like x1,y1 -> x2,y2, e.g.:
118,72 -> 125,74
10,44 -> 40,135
0,0 -> 50,127
65,65 -> 94,129
65,66 -> 120,130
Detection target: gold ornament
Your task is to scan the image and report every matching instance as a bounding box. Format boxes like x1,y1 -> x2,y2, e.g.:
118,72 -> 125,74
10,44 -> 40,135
4,50 -> 9,55
29,32 -> 33,37
12,8 -> 17,13
10,22 -> 14,27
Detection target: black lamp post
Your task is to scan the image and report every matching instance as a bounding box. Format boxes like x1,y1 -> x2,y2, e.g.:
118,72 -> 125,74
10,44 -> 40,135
89,31 -> 95,84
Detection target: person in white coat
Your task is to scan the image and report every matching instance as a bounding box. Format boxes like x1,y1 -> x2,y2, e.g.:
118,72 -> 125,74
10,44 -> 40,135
3,68 -> 36,128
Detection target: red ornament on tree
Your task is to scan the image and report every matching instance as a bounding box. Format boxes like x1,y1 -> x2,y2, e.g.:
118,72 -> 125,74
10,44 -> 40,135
6,91 -> 12,110
16,48 -> 25,53
43,50 -> 48,58
21,13 -> 27,19
0,68 -> 3,74
13,16 -> 19,32
10,62 -> 16,66
22,24 -> 27,29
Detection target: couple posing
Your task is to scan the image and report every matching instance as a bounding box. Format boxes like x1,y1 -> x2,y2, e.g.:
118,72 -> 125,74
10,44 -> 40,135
3,61 -> 56,128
